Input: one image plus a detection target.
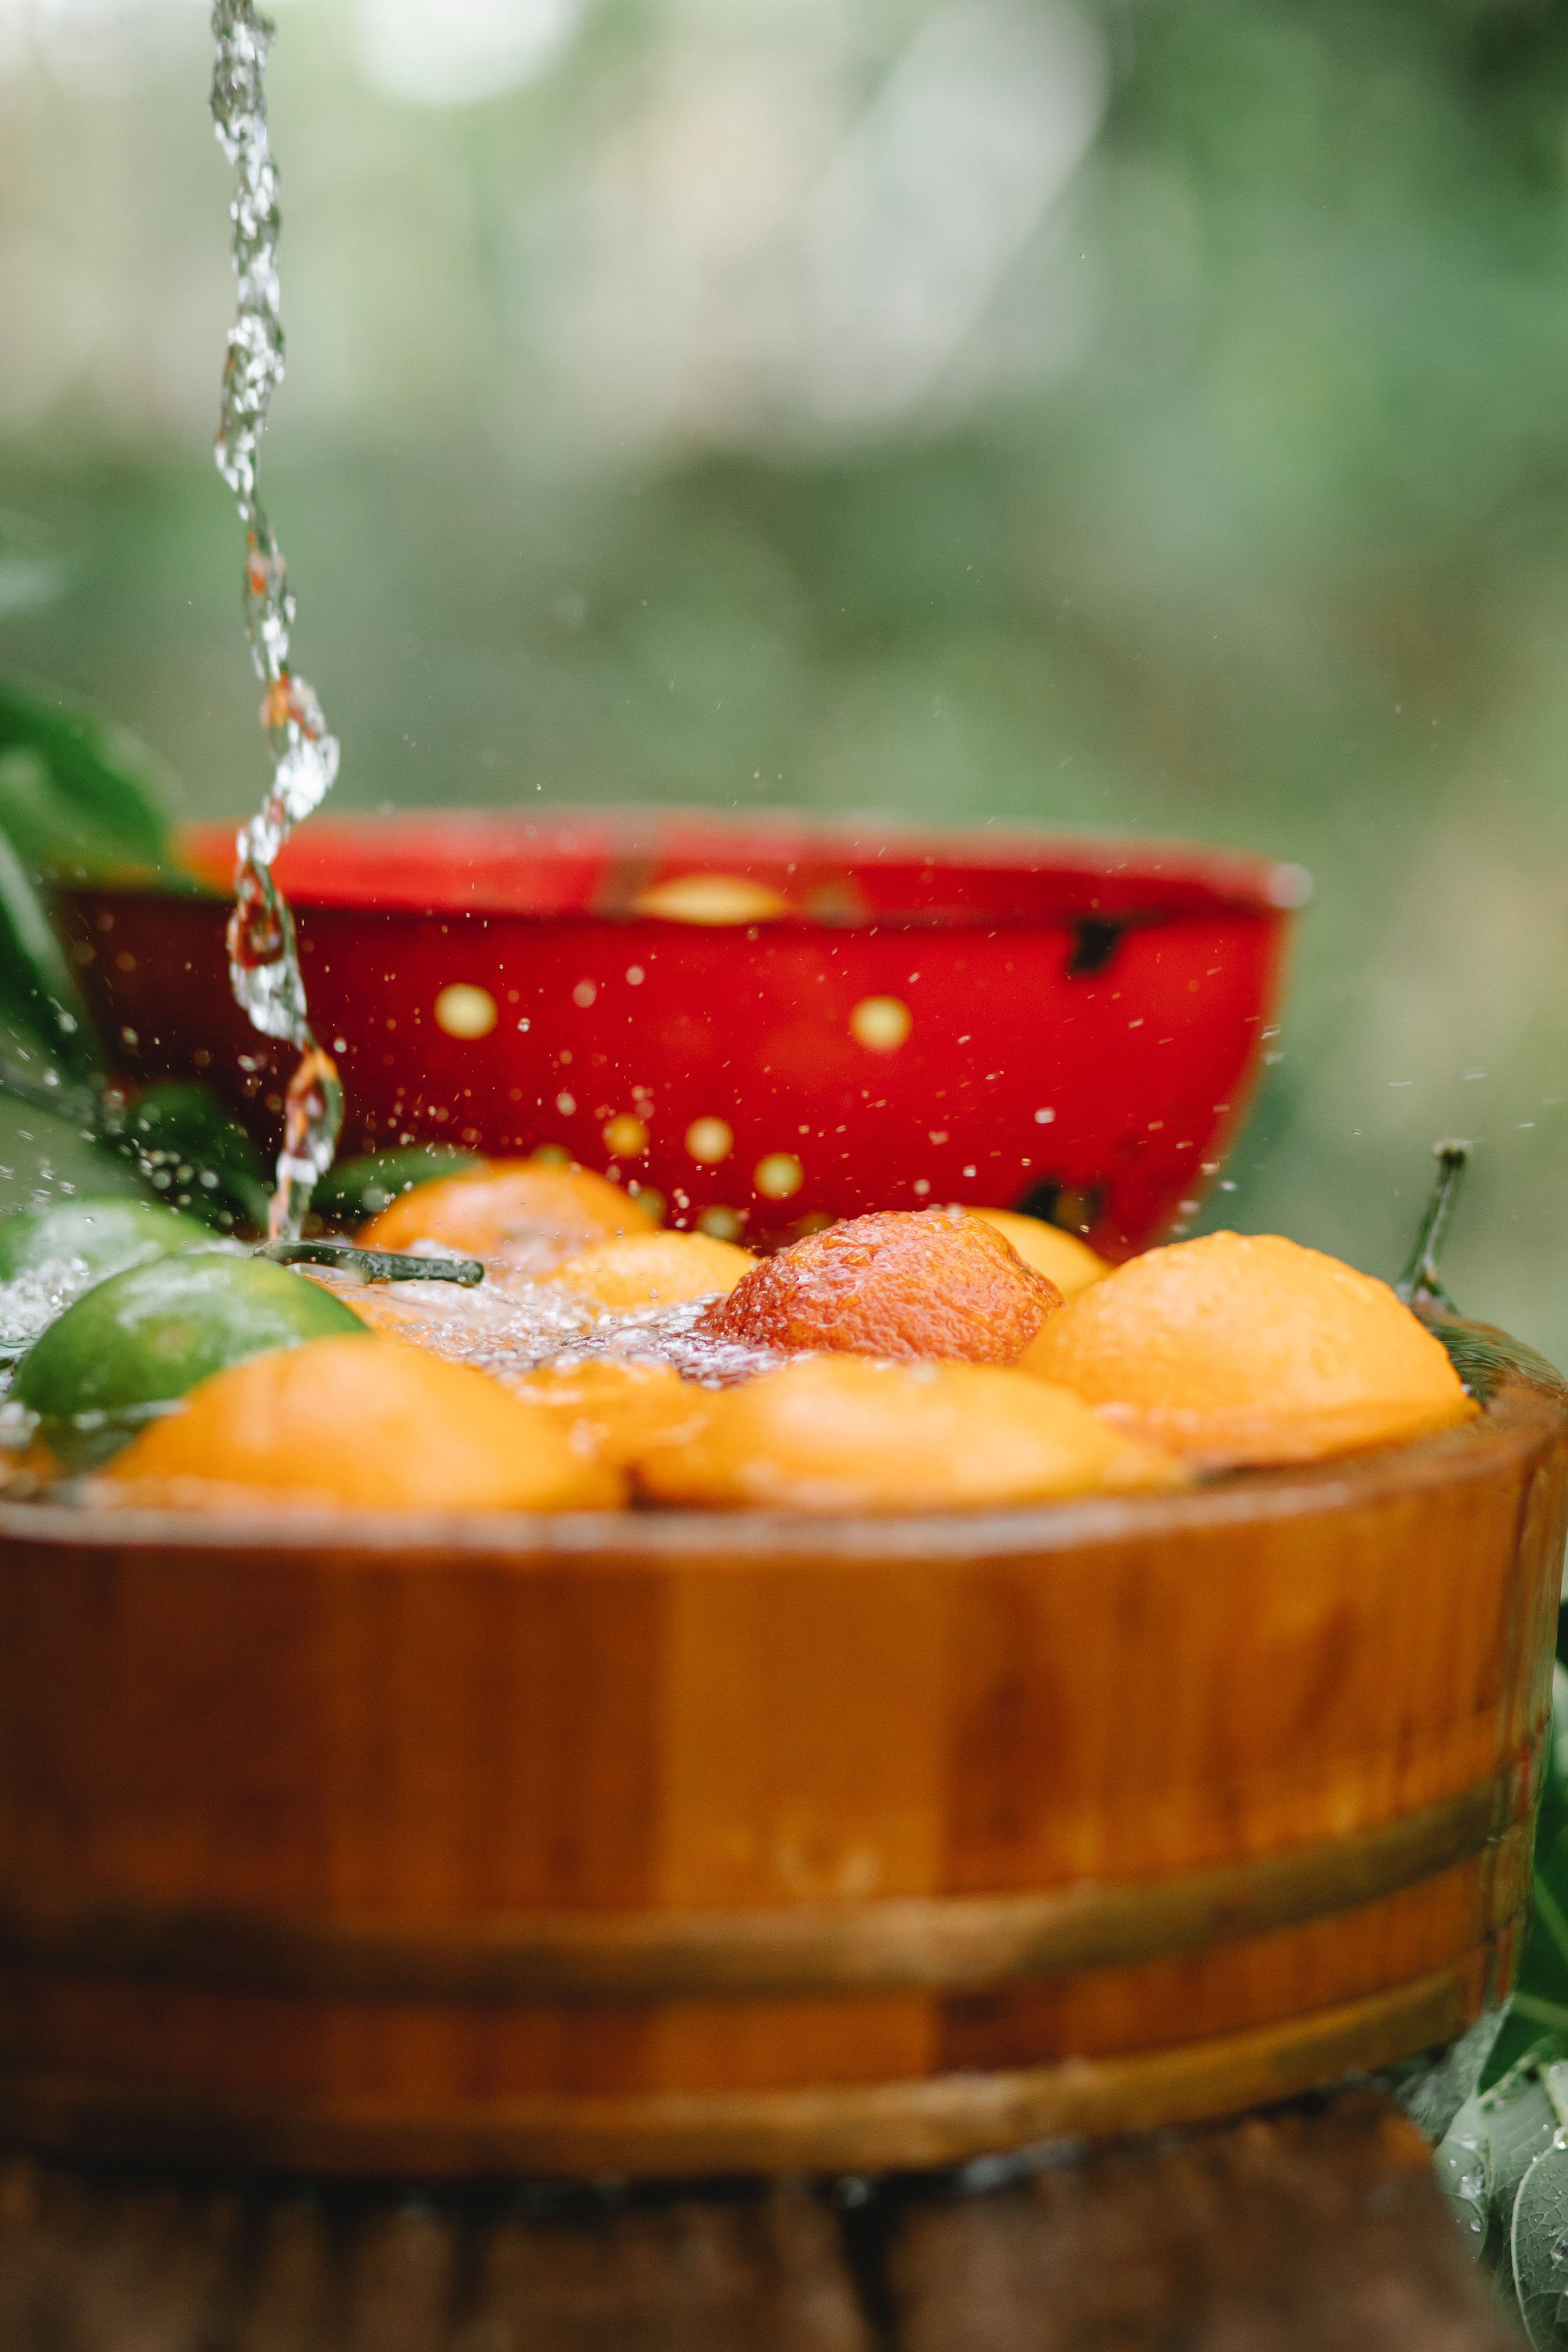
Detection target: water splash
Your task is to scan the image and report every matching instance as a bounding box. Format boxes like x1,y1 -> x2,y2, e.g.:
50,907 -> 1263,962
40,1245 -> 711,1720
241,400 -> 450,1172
293,1266 -> 788,1388
210,0 -> 342,1240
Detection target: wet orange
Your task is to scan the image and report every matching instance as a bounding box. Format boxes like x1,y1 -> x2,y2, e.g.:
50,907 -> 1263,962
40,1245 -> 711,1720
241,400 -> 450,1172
359,1159 -> 651,1274
547,1229 -> 753,1310
969,1209 -> 1111,1300
698,1204 -> 1061,1364
507,1358 -> 714,1469
637,1356 -> 1183,1513
100,1336 -> 623,1512
1022,1229 -> 1479,1467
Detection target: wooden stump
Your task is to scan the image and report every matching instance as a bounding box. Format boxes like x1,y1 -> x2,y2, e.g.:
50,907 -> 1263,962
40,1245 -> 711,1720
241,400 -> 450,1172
882,2092 -> 1515,2352
0,2093 -> 1517,2350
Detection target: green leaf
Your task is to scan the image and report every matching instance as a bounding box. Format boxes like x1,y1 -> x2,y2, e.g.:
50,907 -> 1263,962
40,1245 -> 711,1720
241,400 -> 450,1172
1434,2089 -> 1493,2259
1512,2102 -> 1568,2348
0,830 -> 102,1090
105,1082 -> 272,1234
311,1144 -> 483,1227
0,674 -> 171,882
1484,1647 -> 1568,2087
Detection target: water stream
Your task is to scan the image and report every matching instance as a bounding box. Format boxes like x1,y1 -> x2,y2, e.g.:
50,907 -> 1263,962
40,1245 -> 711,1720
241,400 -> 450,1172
210,0 -> 342,1240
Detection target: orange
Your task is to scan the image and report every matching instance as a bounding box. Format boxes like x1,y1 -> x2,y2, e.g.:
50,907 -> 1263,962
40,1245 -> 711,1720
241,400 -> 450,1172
546,1230 -> 753,1310
507,1358 -> 714,1468
358,1159 -> 651,1274
637,1356 -> 1183,1513
698,1205 -> 1061,1364
969,1209 -> 1110,1300
1022,1230 -> 1479,1467
100,1335 -> 623,1512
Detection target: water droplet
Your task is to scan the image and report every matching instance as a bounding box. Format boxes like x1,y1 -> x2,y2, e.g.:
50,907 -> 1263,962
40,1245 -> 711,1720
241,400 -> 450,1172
434,985 -> 497,1040
849,996 -> 911,1052
755,1152 -> 804,1201
685,1117 -> 734,1166
603,1114 -> 649,1158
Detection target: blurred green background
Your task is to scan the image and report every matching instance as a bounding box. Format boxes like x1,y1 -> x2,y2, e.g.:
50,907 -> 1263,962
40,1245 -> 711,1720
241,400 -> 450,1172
1,0 -> 1567,1347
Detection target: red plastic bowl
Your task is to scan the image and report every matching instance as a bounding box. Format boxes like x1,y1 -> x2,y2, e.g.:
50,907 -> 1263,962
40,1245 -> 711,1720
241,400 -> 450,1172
56,810 -> 1305,1255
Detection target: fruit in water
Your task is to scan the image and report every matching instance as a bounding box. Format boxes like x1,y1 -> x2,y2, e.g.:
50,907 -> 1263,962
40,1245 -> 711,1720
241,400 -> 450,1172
698,1205 -> 1061,1364
359,1159 -> 651,1273
14,1251 -> 368,1430
507,1358 -> 713,1468
1022,1229 -> 1478,1467
637,1356 -> 1183,1512
102,1336 -> 621,1511
969,1209 -> 1110,1300
547,1230 -> 753,1310
0,1197 -> 213,1285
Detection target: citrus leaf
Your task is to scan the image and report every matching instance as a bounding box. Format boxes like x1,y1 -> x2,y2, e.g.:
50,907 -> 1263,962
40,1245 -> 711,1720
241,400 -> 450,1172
106,1082 -> 271,1233
0,673 -> 170,880
311,1144 -> 482,1227
0,830 -> 102,1089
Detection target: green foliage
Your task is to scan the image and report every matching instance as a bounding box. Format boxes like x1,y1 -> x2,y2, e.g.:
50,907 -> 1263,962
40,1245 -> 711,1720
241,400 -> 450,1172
0,677 -> 272,1232
311,1145 -> 483,1228
0,829 -> 101,1090
0,670 -> 160,1093
0,674 -> 171,882
105,1081 -> 272,1233
1435,1629 -> 1568,2333
1488,1638 -> 1568,2088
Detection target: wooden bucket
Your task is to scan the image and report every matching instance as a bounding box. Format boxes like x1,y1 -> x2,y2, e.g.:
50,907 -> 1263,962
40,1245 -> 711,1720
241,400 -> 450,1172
0,1326 -> 1562,2179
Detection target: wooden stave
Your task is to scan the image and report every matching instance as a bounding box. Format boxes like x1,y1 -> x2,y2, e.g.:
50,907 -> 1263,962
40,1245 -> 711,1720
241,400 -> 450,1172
0,1773 -> 1536,2002
0,1943 -> 1513,2177
0,1339 -> 1560,2175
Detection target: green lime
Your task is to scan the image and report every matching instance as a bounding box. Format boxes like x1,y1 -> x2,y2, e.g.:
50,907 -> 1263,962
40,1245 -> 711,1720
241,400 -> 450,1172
15,1251 -> 369,1432
0,1197 -> 213,1286
313,1145 -> 482,1228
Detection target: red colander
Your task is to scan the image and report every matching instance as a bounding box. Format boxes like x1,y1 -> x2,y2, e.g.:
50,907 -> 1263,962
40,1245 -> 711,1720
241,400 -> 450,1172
55,808 -> 1306,1255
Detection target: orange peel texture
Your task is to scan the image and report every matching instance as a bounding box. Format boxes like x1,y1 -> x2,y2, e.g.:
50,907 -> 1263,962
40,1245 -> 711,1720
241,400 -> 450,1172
546,1230 -> 753,1310
637,1356 -> 1183,1513
358,1159 -> 650,1274
100,1335 -> 623,1512
1022,1229 -> 1479,1468
507,1358 -> 714,1469
969,1209 -> 1111,1300
698,1205 -> 1062,1364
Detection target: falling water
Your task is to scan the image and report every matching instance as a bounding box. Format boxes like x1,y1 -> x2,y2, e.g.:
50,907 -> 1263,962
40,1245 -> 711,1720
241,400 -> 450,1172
210,0 -> 342,1240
